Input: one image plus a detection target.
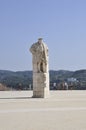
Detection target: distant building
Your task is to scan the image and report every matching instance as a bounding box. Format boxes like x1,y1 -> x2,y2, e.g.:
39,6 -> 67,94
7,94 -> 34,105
67,78 -> 78,82
64,82 -> 68,90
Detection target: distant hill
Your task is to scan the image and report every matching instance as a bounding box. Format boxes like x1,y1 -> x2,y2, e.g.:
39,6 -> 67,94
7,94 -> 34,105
0,69 -> 86,90
50,70 -> 73,82
0,70 -> 32,90
72,70 -> 86,81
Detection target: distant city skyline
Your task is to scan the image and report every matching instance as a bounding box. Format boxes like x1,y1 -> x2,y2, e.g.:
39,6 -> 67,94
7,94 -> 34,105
0,0 -> 86,71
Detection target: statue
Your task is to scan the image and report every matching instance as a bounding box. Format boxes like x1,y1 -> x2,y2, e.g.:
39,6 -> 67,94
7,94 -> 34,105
30,38 -> 48,73
30,38 -> 49,98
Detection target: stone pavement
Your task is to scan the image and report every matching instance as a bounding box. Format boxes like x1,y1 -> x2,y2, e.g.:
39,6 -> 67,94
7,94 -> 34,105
0,90 -> 86,130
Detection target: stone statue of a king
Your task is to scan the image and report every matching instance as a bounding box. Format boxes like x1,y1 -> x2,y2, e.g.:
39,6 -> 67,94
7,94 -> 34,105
30,38 -> 49,98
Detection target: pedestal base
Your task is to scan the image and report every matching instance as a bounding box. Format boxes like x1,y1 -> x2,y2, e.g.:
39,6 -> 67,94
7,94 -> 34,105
33,72 -> 49,98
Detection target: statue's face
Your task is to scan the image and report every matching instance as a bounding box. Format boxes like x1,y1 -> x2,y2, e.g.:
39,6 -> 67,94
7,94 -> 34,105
38,39 -> 43,44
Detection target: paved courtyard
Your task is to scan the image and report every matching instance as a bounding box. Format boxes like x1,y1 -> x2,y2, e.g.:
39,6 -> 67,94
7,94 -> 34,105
0,90 -> 86,130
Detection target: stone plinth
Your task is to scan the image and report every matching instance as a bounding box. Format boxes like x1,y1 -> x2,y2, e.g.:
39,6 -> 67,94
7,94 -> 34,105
33,72 -> 49,98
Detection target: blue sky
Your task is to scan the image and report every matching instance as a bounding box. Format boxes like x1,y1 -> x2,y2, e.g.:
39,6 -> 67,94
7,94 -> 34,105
0,0 -> 86,71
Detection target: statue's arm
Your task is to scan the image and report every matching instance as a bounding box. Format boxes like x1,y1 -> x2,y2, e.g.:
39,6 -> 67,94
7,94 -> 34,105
30,44 -> 36,54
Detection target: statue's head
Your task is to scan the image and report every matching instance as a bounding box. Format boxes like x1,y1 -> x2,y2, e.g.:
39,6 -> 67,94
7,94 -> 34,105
38,38 -> 43,44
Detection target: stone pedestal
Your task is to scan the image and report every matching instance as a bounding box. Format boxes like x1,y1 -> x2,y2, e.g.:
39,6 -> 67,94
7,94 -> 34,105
33,72 -> 49,98
30,38 -> 49,98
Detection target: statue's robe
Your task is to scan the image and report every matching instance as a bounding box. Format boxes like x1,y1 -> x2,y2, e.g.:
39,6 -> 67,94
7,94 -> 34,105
30,42 -> 48,73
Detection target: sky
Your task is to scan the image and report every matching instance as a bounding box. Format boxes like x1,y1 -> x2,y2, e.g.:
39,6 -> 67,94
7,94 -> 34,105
0,0 -> 86,71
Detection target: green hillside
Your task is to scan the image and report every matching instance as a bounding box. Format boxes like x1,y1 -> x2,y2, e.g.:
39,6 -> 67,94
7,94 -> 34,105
0,70 -> 86,90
